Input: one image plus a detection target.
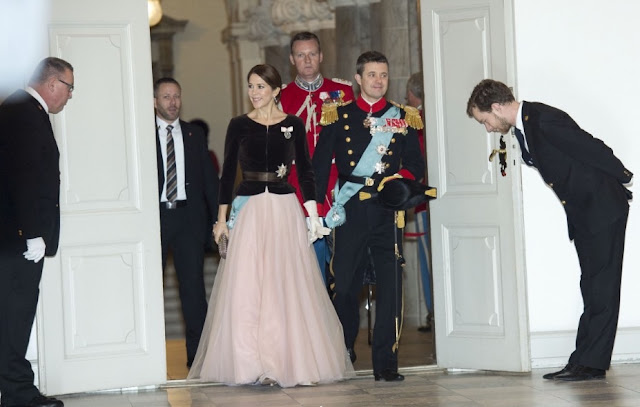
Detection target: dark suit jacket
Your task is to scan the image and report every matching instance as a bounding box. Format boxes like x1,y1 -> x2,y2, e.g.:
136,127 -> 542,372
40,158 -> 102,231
156,119 -> 218,241
521,101 -> 632,238
0,89 -> 60,256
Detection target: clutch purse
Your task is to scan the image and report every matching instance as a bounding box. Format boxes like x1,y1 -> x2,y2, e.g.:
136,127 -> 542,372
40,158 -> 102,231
218,234 -> 228,259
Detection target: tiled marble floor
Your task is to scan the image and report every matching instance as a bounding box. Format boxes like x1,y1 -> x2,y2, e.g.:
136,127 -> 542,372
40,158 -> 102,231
56,363 -> 640,407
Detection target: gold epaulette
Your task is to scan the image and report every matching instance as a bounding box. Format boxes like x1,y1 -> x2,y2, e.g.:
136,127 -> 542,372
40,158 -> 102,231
320,100 -> 352,126
332,77 -> 352,86
390,100 -> 424,130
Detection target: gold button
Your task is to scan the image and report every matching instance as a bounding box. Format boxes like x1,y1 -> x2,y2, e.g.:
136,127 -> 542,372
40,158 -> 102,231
18,229 -> 23,236
350,161 -> 355,167
548,183 -> 554,188
343,113 -> 348,118
561,200 -> 566,205
348,149 -> 353,155
346,137 -> 351,142
385,163 -> 390,168
56,203 -> 59,207
344,125 -> 350,130
388,151 -> 393,156
391,138 -> 396,143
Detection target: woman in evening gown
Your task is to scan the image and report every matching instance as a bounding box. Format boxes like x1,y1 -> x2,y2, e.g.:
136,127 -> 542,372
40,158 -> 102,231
187,64 -> 354,387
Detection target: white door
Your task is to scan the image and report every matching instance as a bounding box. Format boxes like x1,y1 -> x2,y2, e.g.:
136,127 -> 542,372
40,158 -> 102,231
421,0 -> 530,371
36,0 -> 166,395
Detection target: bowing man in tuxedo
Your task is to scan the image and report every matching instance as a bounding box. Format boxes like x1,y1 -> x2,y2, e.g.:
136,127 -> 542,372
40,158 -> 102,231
0,57 -> 73,407
154,78 -> 218,368
467,79 -> 633,382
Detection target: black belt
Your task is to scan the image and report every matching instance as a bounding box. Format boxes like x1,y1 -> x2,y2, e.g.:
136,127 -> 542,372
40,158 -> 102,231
339,174 -> 377,187
243,171 -> 286,183
161,200 -> 187,209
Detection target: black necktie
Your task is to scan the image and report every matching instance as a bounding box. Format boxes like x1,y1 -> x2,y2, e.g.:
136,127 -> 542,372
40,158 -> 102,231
165,125 -> 177,202
514,128 -> 534,166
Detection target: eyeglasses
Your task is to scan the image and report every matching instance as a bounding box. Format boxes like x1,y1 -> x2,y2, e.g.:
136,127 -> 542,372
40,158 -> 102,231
58,78 -> 74,92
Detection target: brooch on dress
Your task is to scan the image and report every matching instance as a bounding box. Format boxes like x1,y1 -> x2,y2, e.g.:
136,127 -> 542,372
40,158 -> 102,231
276,163 -> 288,178
281,126 -> 293,139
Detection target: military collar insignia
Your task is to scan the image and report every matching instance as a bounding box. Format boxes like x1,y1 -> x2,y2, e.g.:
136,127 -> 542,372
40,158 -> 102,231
295,74 -> 324,92
356,96 -> 387,114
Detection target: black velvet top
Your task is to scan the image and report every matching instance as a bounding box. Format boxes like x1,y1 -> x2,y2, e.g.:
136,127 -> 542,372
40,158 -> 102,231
219,114 -> 315,204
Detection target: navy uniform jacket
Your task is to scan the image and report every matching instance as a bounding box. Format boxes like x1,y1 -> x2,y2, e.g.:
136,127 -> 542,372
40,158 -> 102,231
312,98 -> 425,204
219,114 -> 315,204
520,101 -> 632,238
0,89 -> 60,256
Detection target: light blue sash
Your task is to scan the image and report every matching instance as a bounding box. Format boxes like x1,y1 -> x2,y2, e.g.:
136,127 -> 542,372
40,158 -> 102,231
326,106 -> 401,228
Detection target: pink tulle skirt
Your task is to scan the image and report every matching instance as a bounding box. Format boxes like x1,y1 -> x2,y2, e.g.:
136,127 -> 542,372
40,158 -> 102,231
187,190 -> 354,387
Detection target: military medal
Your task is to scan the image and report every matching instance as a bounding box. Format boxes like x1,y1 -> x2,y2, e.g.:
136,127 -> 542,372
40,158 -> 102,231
281,126 -> 293,139
276,163 -> 288,178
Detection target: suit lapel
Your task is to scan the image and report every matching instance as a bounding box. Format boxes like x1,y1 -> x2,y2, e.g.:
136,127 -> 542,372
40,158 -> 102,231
155,123 -> 165,195
520,101 -> 537,163
180,120 -> 193,184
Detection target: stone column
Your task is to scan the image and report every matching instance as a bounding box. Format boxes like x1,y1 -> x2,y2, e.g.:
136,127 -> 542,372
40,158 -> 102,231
150,15 -> 188,82
222,23 -> 263,116
271,0 -> 337,81
378,0 -> 413,103
407,0 -> 422,75
333,0 -> 381,94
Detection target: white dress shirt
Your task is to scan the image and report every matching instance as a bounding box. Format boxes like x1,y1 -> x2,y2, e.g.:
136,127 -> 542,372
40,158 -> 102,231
157,117 -> 187,201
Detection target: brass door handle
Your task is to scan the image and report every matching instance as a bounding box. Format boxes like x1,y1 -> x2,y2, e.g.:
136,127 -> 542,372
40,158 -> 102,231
488,135 -> 508,176
489,148 -> 506,162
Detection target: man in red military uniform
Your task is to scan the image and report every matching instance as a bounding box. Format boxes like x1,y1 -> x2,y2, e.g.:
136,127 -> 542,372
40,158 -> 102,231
280,31 -> 354,281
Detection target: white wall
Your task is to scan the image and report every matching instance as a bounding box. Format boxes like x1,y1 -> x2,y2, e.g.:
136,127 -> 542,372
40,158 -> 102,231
513,0 -> 640,366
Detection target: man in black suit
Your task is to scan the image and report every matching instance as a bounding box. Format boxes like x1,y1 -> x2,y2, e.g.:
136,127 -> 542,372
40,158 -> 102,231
0,57 -> 73,407
154,78 -> 218,368
467,79 -> 633,381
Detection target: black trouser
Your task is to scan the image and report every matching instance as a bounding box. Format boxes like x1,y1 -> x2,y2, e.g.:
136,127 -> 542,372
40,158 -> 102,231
0,253 -> 44,406
160,206 -> 208,365
330,198 -> 403,374
569,213 -> 628,370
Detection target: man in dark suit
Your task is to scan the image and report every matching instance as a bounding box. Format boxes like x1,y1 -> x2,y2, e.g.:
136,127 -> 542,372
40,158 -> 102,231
154,78 -> 218,368
467,79 -> 633,381
0,57 -> 73,407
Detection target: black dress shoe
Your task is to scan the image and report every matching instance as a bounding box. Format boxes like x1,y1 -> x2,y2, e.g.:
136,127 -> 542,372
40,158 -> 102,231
347,348 -> 356,363
15,395 -> 64,407
374,370 -> 404,382
0,395 -> 63,407
542,363 -> 574,380
554,365 -> 605,382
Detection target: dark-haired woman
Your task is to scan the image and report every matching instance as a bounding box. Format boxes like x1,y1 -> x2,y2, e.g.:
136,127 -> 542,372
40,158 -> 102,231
187,65 -> 354,387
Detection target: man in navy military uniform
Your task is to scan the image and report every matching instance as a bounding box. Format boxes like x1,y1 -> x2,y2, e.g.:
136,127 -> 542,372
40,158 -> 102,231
313,51 -> 424,381
467,79 -> 632,381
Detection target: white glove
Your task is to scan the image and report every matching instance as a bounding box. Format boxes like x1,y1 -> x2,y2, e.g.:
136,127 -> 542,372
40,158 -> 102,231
303,200 -> 331,245
23,237 -> 46,263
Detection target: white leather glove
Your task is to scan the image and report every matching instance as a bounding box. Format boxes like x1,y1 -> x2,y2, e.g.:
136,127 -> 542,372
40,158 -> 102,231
23,237 -> 46,263
303,200 -> 331,244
